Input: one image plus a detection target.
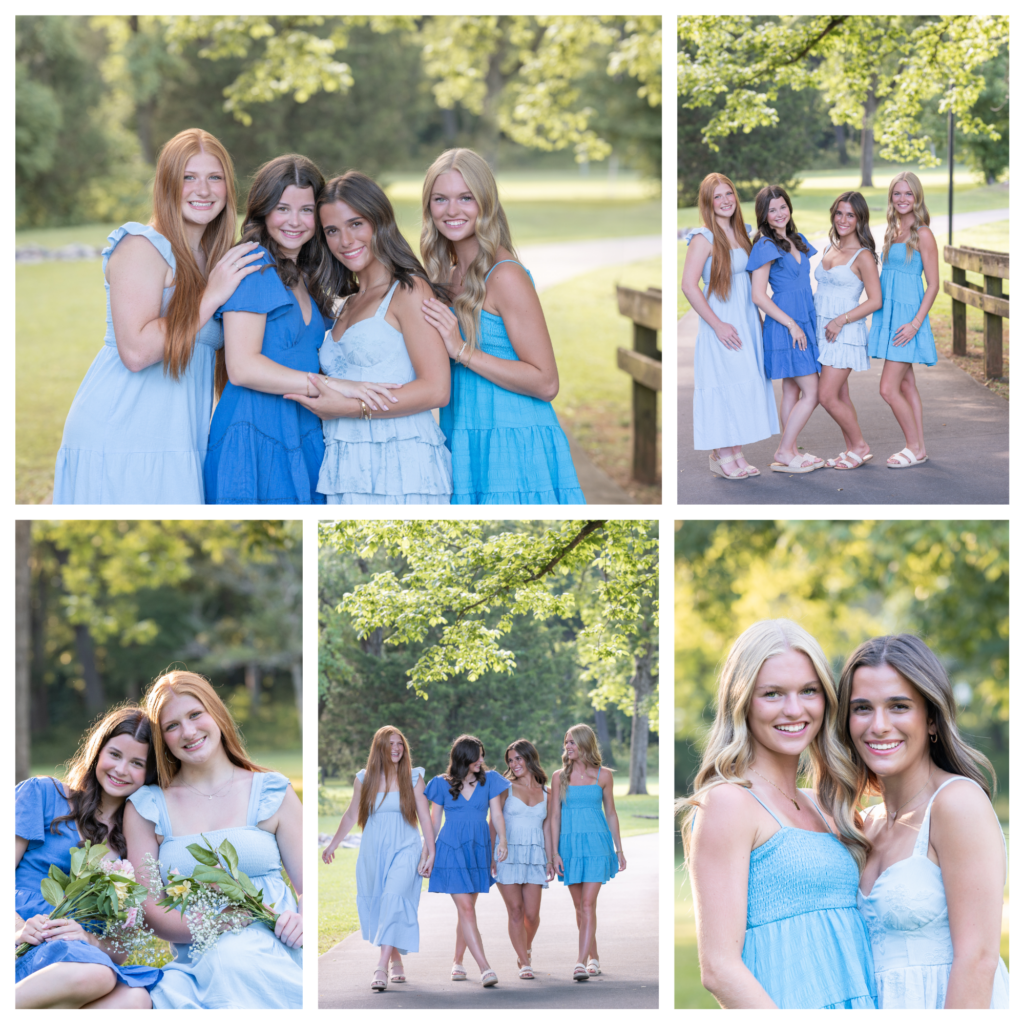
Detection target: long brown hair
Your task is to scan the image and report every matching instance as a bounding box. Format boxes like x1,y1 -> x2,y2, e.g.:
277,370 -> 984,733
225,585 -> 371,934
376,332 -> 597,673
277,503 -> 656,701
50,705 -> 156,858
751,185 -> 809,256
503,738 -> 547,787
443,734 -> 489,801
827,191 -> 877,261
882,171 -> 930,264
696,173 -> 751,301
142,670 -> 267,788
150,129 -> 238,397
358,726 -> 419,829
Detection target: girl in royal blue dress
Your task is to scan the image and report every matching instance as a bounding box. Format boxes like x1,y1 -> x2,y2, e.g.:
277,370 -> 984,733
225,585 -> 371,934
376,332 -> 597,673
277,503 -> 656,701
16,706 -> 161,1008
868,173 -> 939,469
425,734 -> 510,987
418,148 -> 585,504
747,187 -> 823,474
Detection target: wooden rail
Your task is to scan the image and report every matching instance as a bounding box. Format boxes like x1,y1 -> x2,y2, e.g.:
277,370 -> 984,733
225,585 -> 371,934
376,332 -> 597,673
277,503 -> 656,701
616,285 -> 661,484
943,245 -> 1009,380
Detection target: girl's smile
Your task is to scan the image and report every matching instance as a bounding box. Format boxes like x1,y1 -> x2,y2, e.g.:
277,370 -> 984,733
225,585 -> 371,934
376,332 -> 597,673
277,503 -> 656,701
849,663 -> 934,776
181,151 -> 227,227
95,736 -> 150,800
160,693 -> 222,764
767,197 -> 792,233
430,170 -> 479,242
747,649 -> 825,758
833,201 -> 858,238
266,185 -> 317,260
320,199 -> 376,274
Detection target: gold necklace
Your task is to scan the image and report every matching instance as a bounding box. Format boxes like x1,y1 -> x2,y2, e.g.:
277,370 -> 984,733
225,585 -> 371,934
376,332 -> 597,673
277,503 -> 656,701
750,766 -> 801,811
175,769 -> 238,801
885,768 -> 933,828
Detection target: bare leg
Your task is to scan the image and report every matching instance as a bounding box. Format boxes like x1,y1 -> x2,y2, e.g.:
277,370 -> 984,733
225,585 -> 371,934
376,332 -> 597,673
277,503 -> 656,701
879,361 -> 926,460
16,963 -> 117,1009
453,915 -> 468,969
779,376 -> 799,432
773,373 -> 820,466
900,366 -> 926,453
569,882 -> 603,964
497,883 -> 531,967
522,884 -> 543,954
83,983 -> 153,1009
451,893 -> 490,974
818,365 -> 869,459
711,445 -> 757,477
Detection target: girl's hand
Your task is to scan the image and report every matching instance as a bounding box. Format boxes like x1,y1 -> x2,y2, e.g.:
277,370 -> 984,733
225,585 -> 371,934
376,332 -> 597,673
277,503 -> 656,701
713,322 -> 743,350
892,321 -> 918,346
40,918 -> 91,944
490,859 -> 497,876
494,839 -> 508,864
417,849 -> 434,878
617,849 -> 627,872
789,322 -> 807,350
545,860 -> 555,883
317,375 -> 402,412
322,841 -> 339,865
553,854 -> 564,877
273,910 -> 303,949
825,316 -> 846,342
16,915 -> 52,947
203,241 -> 263,309
421,297 -> 462,359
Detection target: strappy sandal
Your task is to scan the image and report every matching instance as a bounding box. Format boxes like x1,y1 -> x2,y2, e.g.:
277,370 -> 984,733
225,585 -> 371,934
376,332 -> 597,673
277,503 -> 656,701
887,447 -> 928,469
481,969 -> 499,987
451,963 -> 467,981
518,965 -> 535,979
833,450 -> 869,470
769,453 -> 819,474
586,957 -> 602,976
370,968 -> 388,992
709,453 -> 756,480
573,962 -> 590,981
390,962 -> 406,984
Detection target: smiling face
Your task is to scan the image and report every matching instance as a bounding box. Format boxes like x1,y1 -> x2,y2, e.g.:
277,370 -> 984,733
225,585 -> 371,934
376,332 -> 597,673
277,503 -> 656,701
320,199 -> 377,275
388,733 -> 404,764
467,745 -> 485,774
711,180 -> 736,219
160,692 -> 223,766
429,170 -> 479,243
266,184 -> 317,260
767,195 -> 792,235
180,150 -> 228,229
891,180 -> 917,219
507,749 -> 528,779
94,734 -> 150,801
833,200 -> 859,240
563,733 -> 580,762
747,648 -> 826,759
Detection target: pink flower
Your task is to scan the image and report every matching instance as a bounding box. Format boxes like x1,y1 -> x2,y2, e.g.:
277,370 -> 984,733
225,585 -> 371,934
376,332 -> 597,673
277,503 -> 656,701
121,907 -> 139,930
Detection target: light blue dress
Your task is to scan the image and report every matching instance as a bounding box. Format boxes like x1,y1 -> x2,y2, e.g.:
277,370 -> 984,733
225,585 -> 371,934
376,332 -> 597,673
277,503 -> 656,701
317,280 -> 452,504
438,261 -> 585,504
53,223 -> 223,504
857,777 -> 1009,1008
128,773 -> 301,1009
494,788 -> 549,887
354,766 -> 426,954
685,227 -> 779,450
557,768 -> 618,885
868,243 -> 937,365
814,246 -> 871,371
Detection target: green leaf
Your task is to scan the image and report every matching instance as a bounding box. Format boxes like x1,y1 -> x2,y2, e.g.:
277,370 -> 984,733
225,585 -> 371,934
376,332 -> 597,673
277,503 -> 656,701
40,878 -> 65,907
84,842 -> 109,868
218,839 -> 239,876
237,871 -> 259,898
69,847 -> 86,877
191,865 -> 231,884
186,842 -> 220,868
48,865 -> 70,887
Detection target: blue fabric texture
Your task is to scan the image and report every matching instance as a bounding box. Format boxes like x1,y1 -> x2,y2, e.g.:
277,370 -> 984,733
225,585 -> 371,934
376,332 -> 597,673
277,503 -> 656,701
867,243 -> 938,365
318,280 -> 452,504
127,773 -> 301,1009
15,777 -> 162,990
204,250 -> 326,504
686,227 -> 779,450
425,770 -> 510,893
353,766 -> 426,954
494,789 -> 549,887
556,768 -> 618,885
438,261 -> 585,504
746,234 -> 820,379
53,222 -> 223,504
814,246 -> 872,371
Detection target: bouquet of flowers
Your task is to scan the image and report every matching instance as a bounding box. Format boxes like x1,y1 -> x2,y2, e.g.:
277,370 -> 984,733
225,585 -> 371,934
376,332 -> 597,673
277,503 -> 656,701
16,840 -> 152,960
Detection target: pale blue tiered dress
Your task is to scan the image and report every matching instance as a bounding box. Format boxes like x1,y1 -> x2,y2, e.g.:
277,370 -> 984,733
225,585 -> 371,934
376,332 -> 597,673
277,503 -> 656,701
354,766 -> 426,954
868,243 -> 937,365
557,769 -> 618,885
685,228 -> 779,450
814,246 -> 871,371
128,772 -> 301,1009
857,777 -> 1009,1008
317,281 -> 452,503
53,223 -> 222,503
495,788 -> 549,887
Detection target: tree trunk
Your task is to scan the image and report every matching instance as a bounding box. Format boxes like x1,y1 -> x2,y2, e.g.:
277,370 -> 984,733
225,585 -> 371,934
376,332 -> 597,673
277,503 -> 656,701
361,627 -> 384,657
245,662 -> 260,710
291,661 -> 302,714
860,84 -> 877,188
834,123 -> 848,166
16,521 -> 32,782
627,645 -> 655,795
594,708 -> 616,767
30,549 -> 50,734
128,16 -> 155,165
74,624 -> 106,714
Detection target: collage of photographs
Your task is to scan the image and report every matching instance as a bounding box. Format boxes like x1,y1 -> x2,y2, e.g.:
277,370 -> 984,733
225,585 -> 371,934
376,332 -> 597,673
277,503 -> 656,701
10,10 -> 1011,1016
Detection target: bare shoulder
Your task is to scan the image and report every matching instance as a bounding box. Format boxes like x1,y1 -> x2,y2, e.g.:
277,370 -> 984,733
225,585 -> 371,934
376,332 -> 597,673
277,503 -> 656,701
930,776 -> 997,831
916,223 -> 938,250
484,257 -> 534,300
394,275 -> 435,305
696,781 -> 756,825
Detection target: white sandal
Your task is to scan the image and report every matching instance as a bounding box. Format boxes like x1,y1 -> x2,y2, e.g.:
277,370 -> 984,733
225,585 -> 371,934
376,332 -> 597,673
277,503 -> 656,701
481,969 -> 499,987
887,446 -> 928,469
586,957 -> 601,976
573,962 -> 590,981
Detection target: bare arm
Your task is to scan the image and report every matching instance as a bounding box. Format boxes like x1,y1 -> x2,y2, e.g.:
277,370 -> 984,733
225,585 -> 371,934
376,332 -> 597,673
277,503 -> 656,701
489,796 -> 508,863
750,263 -> 807,350
261,784 -> 303,949
413,774 -> 435,876
680,234 -> 743,350
429,800 -> 444,842
222,311 -> 322,394
548,772 -> 563,875
823,250 -> 882,341
893,227 -> 940,345
542,792 -> 555,881
321,776 -> 362,865
600,771 -> 626,872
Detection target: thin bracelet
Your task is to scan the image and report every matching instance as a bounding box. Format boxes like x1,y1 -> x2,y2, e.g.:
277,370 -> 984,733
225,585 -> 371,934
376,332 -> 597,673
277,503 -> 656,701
359,400 -> 371,421
456,341 -> 468,364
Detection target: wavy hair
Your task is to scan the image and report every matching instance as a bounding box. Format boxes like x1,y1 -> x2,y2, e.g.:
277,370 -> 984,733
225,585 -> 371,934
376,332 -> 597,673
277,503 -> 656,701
882,171 -> 930,264
696,173 -> 751,301
358,726 -> 418,829
751,185 -> 809,256
444,734 -> 489,801
827,191 -> 877,262
50,705 -> 156,857
150,128 -> 238,397
558,724 -> 609,804
678,619 -> 868,869
503,738 -> 548,788
420,148 -> 516,352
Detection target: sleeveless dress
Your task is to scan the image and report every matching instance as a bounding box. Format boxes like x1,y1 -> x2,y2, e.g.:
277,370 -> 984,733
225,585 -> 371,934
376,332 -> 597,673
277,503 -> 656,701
494,789 -> 549,887
425,770 -> 510,893
557,768 -> 618,885
15,777 -> 162,990
354,766 -> 426,954
127,773 -> 301,1009
857,777 -> 1009,1008
746,234 -> 820,379
53,222 -> 223,504
814,246 -> 871,371
203,250 -> 326,504
438,261 -> 585,504
685,228 -> 779,450
867,243 -> 937,365
316,281 -> 452,504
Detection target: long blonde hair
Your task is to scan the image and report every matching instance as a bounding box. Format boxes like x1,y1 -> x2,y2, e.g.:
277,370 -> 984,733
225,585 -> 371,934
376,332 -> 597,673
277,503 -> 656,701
150,129 -> 237,395
882,171 -> 929,264
678,620 -> 868,868
420,148 -> 516,352
697,173 -> 752,301
359,726 -> 418,829
559,723 -> 609,804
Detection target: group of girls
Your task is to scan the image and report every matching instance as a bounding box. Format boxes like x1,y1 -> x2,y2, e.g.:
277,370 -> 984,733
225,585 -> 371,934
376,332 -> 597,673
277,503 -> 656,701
15,671 -> 303,1010
680,620 -> 1008,1010
322,724 -> 626,989
683,171 -> 938,479
53,128 -> 584,506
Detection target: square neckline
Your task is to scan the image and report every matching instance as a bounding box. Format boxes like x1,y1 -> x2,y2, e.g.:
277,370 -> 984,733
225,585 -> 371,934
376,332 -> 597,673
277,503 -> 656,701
155,771 -> 259,840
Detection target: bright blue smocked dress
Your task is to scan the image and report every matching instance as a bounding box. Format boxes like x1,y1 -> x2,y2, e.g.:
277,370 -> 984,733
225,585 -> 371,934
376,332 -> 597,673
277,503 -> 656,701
740,788 -> 875,1008
425,770 -> 510,893
15,777 -> 162,991
354,766 -> 427,954
438,261 -> 585,504
867,243 -> 937,365
557,768 -> 618,885
53,223 -> 223,504
127,772 -> 301,1009
746,234 -> 820,380
203,249 -> 326,504
317,280 -> 452,503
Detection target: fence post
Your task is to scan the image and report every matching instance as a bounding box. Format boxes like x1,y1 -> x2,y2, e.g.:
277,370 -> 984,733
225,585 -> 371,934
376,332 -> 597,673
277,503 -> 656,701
951,264 -> 967,356
615,286 -> 662,485
984,273 -> 1005,380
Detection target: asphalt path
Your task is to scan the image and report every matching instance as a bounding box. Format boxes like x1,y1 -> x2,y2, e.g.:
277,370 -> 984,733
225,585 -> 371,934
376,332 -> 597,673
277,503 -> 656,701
318,830 -> 658,1009
521,234 -> 661,292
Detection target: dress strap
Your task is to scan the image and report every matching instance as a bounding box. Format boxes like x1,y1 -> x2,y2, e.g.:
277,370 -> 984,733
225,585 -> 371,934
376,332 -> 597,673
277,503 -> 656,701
743,786 -> 784,827
246,772 -> 265,827
846,247 -> 866,266
375,279 -> 401,318
799,789 -> 835,836
483,259 -> 523,282
914,776 -> 986,857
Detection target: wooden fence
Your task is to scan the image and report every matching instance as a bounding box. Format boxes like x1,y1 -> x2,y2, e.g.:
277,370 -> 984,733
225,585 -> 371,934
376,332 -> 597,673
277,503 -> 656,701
616,285 -> 661,485
943,245 -> 1009,380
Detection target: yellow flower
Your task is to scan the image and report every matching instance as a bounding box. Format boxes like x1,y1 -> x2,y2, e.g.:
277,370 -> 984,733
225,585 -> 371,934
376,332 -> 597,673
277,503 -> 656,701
111,880 -> 131,905
165,880 -> 193,899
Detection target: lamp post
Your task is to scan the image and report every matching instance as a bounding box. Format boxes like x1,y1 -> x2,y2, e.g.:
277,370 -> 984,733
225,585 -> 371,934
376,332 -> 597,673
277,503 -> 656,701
947,108 -> 955,247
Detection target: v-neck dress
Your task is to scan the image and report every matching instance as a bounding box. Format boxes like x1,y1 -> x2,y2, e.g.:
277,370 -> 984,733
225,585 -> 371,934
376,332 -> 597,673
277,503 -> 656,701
867,242 -> 937,365
127,773 -> 301,1009
557,767 -> 618,885
814,245 -> 871,371
857,777 -> 1009,1008
425,770 -> 510,893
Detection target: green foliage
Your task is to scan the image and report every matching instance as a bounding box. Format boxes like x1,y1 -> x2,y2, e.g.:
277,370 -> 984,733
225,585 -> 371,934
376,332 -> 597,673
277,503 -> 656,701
959,51 -> 1009,183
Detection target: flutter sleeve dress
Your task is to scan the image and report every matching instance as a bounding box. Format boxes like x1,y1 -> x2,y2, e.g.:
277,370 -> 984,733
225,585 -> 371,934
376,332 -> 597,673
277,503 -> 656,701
867,243 -> 937,365
127,772 -> 301,1009
203,250 -> 327,504
354,766 -> 426,954
556,768 -> 619,885
53,222 -> 223,504
425,770 -> 510,893
15,776 -> 162,990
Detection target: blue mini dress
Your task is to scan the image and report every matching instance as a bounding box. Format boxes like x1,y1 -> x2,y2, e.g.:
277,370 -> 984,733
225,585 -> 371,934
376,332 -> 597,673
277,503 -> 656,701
203,250 -> 326,504
557,768 -> 618,885
15,776 -> 162,991
53,223 -> 223,504
746,234 -> 820,379
867,243 -> 937,365
438,261 -> 585,504
425,770 -> 510,893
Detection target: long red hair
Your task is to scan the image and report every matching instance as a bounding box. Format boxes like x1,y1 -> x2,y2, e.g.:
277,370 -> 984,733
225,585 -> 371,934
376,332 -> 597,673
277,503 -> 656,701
359,726 -> 418,829
697,173 -> 751,301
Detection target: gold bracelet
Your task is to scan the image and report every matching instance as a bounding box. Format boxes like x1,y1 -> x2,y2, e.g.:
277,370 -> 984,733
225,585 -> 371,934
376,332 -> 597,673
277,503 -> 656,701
359,400 -> 371,421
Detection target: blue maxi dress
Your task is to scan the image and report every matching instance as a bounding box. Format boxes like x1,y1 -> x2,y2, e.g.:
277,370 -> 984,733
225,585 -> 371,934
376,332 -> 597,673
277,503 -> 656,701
557,768 -> 619,885
15,776 -> 162,991
203,250 -> 326,504
867,243 -> 937,365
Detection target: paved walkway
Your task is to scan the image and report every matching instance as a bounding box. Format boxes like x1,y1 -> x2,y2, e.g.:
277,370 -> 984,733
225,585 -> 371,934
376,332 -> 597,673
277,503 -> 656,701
522,235 -> 661,292
318,831 -> 658,1009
